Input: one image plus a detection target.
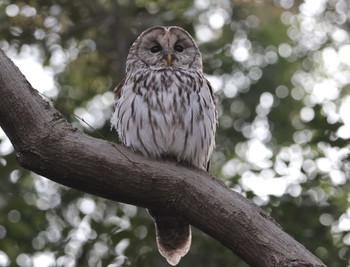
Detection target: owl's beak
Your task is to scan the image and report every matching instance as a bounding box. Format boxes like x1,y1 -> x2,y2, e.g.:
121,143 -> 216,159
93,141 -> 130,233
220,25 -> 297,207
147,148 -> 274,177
166,52 -> 173,65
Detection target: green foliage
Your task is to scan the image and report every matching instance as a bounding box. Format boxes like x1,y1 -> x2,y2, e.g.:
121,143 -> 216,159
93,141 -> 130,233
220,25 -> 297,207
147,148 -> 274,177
1,0 -> 349,266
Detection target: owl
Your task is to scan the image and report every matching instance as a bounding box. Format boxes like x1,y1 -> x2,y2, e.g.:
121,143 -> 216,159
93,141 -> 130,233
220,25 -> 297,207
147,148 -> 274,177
111,26 -> 217,265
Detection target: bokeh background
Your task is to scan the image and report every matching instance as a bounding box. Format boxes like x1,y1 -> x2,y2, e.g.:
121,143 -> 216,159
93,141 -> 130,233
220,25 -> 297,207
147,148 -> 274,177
0,0 -> 350,266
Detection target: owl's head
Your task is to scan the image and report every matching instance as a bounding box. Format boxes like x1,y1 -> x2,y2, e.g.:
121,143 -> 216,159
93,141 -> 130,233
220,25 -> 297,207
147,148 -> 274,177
126,26 -> 203,71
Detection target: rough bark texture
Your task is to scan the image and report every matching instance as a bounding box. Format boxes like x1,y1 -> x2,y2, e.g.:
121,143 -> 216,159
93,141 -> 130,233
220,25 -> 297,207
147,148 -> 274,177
0,49 -> 326,267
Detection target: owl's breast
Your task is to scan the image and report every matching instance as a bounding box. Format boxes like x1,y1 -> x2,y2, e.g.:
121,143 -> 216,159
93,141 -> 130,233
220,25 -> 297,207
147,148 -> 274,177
111,69 -> 216,169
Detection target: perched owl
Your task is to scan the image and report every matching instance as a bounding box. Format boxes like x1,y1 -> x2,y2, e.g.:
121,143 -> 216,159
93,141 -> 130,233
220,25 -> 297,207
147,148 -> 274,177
111,26 -> 217,265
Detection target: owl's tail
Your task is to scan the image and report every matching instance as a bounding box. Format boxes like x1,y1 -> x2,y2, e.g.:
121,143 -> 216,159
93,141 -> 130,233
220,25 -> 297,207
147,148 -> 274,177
149,210 -> 191,266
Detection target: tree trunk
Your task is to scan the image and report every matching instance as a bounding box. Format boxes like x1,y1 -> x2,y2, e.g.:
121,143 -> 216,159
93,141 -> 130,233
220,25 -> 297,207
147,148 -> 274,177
0,49 -> 326,267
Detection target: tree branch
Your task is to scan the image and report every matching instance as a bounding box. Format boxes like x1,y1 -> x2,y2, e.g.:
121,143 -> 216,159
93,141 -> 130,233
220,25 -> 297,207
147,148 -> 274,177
0,49 -> 325,267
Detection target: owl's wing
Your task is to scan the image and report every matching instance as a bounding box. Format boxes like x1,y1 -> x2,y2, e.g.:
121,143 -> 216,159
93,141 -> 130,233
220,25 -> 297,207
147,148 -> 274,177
205,78 -> 216,104
205,78 -> 217,173
206,161 -> 211,172
113,78 -> 126,101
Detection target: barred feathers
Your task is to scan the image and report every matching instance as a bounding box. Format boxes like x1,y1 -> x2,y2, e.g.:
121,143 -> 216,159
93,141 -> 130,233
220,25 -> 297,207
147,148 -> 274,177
112,69 -> 216,170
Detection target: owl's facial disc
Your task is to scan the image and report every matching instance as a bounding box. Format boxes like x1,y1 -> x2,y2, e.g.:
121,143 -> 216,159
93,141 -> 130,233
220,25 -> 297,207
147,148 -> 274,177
137,27 -> 202,70
145,39 -> 181,67
152,45 -> 174,65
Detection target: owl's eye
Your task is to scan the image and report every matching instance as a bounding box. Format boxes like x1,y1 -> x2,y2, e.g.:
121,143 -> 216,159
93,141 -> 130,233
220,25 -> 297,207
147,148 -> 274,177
174,44 -> 184,52
150,45 -> 162,53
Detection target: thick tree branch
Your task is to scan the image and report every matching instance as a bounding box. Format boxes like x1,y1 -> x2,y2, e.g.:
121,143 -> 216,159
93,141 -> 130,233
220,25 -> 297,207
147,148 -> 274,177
0,49 -> 325,267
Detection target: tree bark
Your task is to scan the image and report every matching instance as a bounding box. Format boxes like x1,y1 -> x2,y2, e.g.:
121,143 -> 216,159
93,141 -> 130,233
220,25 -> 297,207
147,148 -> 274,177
0,49 -> 326,267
